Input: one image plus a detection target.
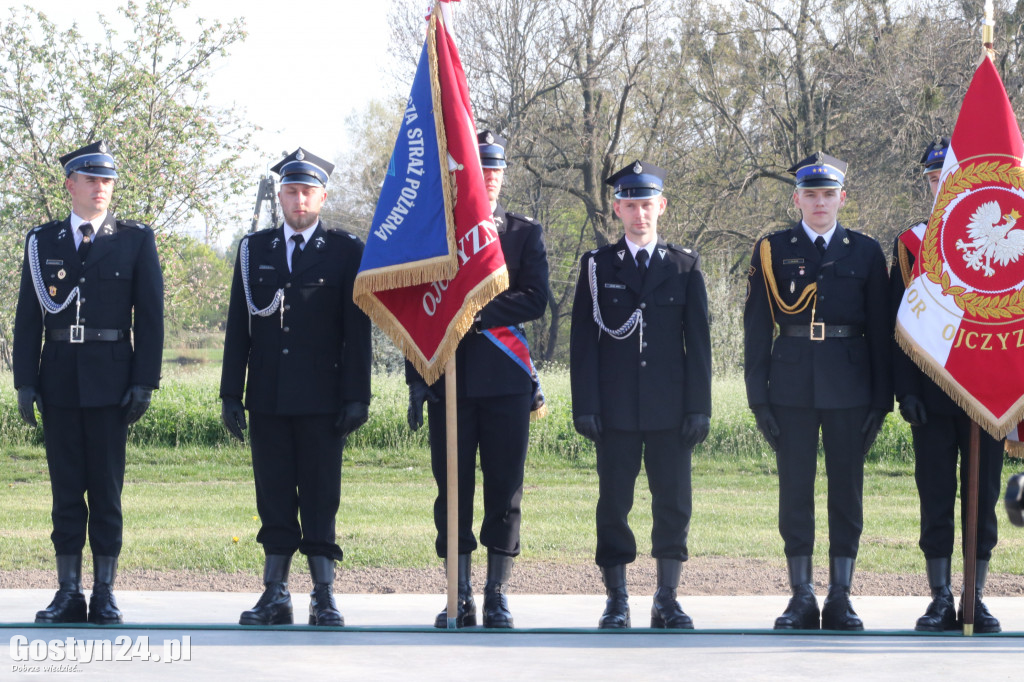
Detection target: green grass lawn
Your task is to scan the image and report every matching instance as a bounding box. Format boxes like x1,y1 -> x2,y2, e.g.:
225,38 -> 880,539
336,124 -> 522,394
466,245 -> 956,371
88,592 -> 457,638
1,364 -> 1022,576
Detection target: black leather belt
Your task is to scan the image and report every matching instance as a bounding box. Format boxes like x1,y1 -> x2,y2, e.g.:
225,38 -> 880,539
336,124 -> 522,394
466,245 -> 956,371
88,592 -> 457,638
48,328 -> 128,342
779,324 -> 864,340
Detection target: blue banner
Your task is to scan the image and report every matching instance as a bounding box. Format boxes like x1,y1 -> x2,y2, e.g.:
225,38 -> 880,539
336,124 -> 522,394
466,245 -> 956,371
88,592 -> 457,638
358,40 -> 452,284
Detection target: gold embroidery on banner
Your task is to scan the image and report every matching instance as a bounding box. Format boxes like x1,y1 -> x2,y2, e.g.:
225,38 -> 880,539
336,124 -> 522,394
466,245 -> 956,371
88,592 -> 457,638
921,162 -> 1024,320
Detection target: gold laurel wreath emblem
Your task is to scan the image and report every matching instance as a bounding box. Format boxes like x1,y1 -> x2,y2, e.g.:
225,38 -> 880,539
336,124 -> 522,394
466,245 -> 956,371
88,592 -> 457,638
921,161 -> 1024,320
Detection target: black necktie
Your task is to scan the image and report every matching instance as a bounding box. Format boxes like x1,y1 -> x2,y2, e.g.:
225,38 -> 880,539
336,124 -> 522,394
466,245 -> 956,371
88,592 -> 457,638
814,235 -> 826,256
636,249 -> 649,278
290,234 -> 304,272
79,223 -> 94,263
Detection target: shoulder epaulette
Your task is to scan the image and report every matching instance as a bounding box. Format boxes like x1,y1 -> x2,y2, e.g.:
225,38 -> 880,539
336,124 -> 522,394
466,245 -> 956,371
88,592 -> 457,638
507,211 -> 541,226
30,220 -> 61,235
666,243 -> 697,258
116,219 -> 150,231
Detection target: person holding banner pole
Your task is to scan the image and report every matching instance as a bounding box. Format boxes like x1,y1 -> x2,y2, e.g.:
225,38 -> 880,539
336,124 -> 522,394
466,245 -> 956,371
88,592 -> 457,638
744,153 -> 891,631
890,137 -> 1003,633
220,148 -> 372,627
407,131 -> 550,629
570,161 -> 712,629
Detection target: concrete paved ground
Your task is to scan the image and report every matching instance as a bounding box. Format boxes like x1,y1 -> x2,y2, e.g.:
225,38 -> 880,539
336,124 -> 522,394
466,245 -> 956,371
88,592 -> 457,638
1,591 -> 1022,680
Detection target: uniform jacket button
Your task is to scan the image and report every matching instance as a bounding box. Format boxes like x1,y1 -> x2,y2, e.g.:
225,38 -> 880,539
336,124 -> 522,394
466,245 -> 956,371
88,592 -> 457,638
282,348 -> 289,355
640,302 -> 647,310
640,360 -> 647,367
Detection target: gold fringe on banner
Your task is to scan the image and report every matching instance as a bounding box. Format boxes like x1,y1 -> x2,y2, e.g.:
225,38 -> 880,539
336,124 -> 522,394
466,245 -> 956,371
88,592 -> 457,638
1005,439 -> 1024,459
895,320 -> 1024,441
353,256 -> 455,299
530,404 -> 549,421
430,4 -> 460,283
360,267 -> 509,386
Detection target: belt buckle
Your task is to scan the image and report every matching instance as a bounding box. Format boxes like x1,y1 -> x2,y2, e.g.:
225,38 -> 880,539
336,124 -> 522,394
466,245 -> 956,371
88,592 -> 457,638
810,322 -> 825,341
69,325 -> 84,343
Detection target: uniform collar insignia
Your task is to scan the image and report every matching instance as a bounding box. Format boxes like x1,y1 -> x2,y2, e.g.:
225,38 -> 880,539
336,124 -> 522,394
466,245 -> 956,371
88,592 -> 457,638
270,236 -> 281,249
658,248 -> 667,259
616,250 -> 626,260
58,228 -> 68,239
314,235 -> 326,249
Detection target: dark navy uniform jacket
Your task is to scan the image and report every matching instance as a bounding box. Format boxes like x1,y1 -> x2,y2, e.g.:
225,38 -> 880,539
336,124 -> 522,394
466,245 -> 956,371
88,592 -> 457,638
570,236 -> 712,432
889,225 -> 961,416
744,222 -> 892,411
409,204 -> 549,397
220,222 -> 371,415
13,214 -> 164,408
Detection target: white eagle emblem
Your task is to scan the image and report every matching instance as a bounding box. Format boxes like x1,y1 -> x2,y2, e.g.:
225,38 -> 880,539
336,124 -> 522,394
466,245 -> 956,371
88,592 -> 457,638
956,201 -> 1024,276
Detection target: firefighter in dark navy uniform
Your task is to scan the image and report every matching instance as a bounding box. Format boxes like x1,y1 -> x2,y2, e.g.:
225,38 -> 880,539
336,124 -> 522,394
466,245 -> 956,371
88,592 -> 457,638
13,140 -> 164,625
891,137 -> 1003,633
221,148 -> 372,627
406,131 -> 550,629
744,152 -> 892,631
570,161 -> 712,630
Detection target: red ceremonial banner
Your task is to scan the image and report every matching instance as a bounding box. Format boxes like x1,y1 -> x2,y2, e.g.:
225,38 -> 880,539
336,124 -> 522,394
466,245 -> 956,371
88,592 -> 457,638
896,57 -> 1024,439
353,2 -> 507,384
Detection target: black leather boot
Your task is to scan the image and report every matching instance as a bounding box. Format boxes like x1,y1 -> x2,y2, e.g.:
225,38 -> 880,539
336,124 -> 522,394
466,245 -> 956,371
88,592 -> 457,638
434,553 -> 476,628
821,556 -> 863,631
958,559 -> 1001,633
482,552 -> 514,628
35,555 -> 87,624
774,556 -> 820,630
650,559 -> 693,629
240,555 -> 293,625
88,556 -> 123,625
307,556 -> 344,626
598,565 -> 630,629
915,557 -> 956,632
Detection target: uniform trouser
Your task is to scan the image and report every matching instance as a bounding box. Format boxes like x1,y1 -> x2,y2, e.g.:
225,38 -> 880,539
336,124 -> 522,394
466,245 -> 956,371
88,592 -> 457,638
42,404 -> 128,557
773,405 -> 869,559
428,393 -> 531,558
912,413 -> 1003,560
594,427 -> 692,567
249,412 -> 345,560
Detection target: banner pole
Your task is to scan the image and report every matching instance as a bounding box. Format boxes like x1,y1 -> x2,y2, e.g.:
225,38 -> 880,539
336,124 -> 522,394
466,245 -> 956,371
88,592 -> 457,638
962,421 -> 981,636
445,356 -> 459,629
